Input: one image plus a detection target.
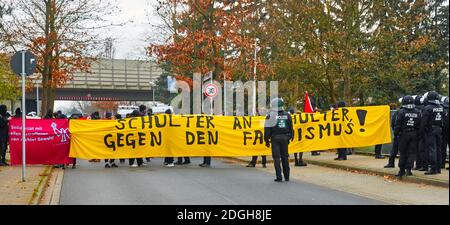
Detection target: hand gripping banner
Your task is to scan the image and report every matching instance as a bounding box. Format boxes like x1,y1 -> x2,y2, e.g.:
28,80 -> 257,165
69,106 -> 392,159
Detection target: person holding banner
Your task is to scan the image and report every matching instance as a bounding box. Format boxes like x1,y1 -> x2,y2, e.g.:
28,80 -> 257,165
264,98 -> 293,182
115,114 -> 127,165
104,112 -> 118,168
246,156 -> 267,168
334,101 -> 348,161
140,105 -> 151,164
0,105 -> 9,166
163,109 -> 175,168
129,110 -> 144,168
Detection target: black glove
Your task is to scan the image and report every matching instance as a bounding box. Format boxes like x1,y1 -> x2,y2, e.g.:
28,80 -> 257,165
265,142 -> 270,148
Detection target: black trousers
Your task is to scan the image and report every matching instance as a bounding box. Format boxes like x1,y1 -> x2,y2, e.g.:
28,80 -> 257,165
375,144 -> 383,156
441,129 -> 448,167
177,157 -> 191,163
271,135 -> 290,180
203,157 -> 211,165
250,156 -> 267,165
294,152 -> 303,161
337,148 -> 347,159
415,138 -> 425,168
425,128 -> 442,171
104,159 -> 115,163
0,139 -> 7,163
129,158 -> 143,166
387,136 -> 399,165
398,133 -> 417,170
164,157 -> 174,164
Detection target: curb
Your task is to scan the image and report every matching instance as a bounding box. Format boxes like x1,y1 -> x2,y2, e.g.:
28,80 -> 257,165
226,157 -> 449,188
28,166 -> 53,205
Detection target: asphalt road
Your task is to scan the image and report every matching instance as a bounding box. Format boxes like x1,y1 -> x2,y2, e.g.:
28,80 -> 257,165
59,158 -> 387,205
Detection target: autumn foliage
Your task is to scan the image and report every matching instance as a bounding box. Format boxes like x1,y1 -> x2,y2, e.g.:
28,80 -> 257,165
148,0 -> 273,83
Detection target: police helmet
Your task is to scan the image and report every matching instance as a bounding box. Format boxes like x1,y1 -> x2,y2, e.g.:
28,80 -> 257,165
270,98 -> 285,111
402,95 -> 414,106
440,96 -> 447,105
427,91 -> 439,102
414,95 -> 423,106
444,97 -> 449,108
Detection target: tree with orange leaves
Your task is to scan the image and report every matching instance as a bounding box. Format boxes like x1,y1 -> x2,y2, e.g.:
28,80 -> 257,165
148,0 -> 272,85
0,0 -> 116,116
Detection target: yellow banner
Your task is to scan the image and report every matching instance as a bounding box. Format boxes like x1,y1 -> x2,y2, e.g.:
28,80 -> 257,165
69,106 -> 392,159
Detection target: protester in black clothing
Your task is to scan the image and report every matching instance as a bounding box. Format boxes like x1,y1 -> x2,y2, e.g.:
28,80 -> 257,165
175,157 -> 191,165
14,107 -> 21,118
264,98 -> 293,182
288,108 -> 307,167
141,106 -> 152,163
88,112 -> 101,163
163,109 -> 175,167
104,112 -> 117,168
248,110 -> 268,168
129,110 -> 144,167
0,105 -> 9,166
374,145 -> 385,159
199,157 -> 211,167
246,156 -> 267,168
44,110 -> 54,119
334,101 -> 348,160
55,110 -> 67,119
114,114 -> 126,165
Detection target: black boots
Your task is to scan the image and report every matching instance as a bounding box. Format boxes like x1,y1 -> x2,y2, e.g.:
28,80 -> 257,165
246,163 -> 256,168
384,158 -> 395,168
295,159 -> 307,166
395,169 -> 406,178
424,170 -> 438,175
406,169 -> 413,176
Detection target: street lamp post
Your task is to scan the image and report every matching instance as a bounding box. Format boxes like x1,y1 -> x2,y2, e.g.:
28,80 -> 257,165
149,81 -> 156,106
36,79 -> 39,117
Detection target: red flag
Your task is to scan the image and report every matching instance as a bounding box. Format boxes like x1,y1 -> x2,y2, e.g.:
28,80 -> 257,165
304,91 -> 314,113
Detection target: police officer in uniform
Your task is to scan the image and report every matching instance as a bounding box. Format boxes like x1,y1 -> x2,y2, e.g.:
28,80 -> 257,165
394,96 -> 421,177
264,98 -> 293,182
412,95 -> 426,170
420,91 -> 444,175
441,96 -> 448,170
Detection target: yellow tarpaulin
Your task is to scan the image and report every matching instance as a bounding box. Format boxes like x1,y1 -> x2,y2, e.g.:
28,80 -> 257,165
69,106 -> 392,159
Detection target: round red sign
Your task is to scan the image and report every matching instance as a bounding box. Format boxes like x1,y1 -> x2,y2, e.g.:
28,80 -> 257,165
204,83 -> 219,98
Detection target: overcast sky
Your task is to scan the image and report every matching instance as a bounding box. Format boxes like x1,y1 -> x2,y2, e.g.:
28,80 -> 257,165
107,0 -> 161,59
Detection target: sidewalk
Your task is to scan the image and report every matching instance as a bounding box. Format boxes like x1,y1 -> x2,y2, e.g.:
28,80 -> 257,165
0,153 -> 52,205
230,151 -> 449,188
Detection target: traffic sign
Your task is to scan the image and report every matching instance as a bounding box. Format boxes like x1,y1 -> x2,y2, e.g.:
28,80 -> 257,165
9,50 -> 36,182
204,83 -> 219,98
10,50 -> 37,76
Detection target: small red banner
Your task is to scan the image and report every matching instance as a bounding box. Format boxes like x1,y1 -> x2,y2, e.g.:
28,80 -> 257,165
8,119 -> 72,165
